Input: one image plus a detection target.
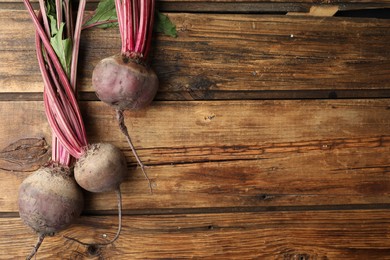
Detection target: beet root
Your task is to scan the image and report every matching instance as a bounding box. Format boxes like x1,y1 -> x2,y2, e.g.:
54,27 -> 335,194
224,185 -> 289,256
74,143 -> 127,193
18,166 -> 84,235
92,54 -> 159,110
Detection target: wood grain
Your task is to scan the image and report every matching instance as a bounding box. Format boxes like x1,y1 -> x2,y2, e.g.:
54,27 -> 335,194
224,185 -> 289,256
1,4 -> 389,259
1,100 -> 389,212
159,1 -> 390,13
1,100 -> 389,157
2,0 -> 390,13
3,210 -> 390,259
1,11 -> 389,99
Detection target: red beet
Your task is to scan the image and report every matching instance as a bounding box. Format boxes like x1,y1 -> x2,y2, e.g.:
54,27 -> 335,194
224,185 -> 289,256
92,54 -> 159,111
18,167 -> 84,235
74,143 -> 128,193
90,0 -> 158,193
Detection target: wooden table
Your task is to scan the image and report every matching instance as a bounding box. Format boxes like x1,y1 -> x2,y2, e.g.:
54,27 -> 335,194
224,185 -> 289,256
1,1 -> 390,259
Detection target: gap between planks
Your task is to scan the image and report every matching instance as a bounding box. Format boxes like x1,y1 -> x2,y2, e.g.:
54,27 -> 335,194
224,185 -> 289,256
3,203 -> 390,218
1,90 -> 390,101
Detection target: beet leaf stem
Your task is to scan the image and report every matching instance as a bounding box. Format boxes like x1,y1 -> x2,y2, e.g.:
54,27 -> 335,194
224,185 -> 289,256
24,0 -> 88,165
70,0 -> 86,91
116,0 -> 155,59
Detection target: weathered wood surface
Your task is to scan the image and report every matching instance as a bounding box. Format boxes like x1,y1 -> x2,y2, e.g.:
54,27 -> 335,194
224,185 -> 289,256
157,1 -> 390,13
0,100 -> 389,212
2,0 -> 390,13
2,210 -> 390,259
1,1 -> 390,259
1,11 -> 389,99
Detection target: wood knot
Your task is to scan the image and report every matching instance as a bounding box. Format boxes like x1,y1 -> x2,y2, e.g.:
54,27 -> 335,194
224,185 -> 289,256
0,137 -> 50,172
257,194 -> 274,201
87,245 -> 100,256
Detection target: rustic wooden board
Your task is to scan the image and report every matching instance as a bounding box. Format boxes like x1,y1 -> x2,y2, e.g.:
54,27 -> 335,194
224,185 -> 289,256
1,3 -> 390,259
157,1 -> 390,13
1,11 -> 389,99
2,0 -> 389,13
3,210 -> 390,259
1,99 -> 389,212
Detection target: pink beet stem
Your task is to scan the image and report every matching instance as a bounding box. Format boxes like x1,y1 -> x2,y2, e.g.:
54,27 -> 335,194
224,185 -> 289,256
82,19 -> 118,30
124,0 -> 134,53
115,0 -> 125,53
70,0 -> 86,90
133,0 -> 139,43
134,0 -> 147,53
35,30 -> 86,159
143,0 -> 155,59
55,0 -> 62,29
24,0 -> 88,165
64,0 -> 74,40
38,0 -> 50,36
116,0 -> 155,59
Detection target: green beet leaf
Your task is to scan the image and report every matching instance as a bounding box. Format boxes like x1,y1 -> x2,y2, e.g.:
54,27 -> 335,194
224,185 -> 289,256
50,22 -> 72,76
45,0 -> 73,75
154,11 -> 177,38
84,0 -> 177,37
84,0 -> 118,29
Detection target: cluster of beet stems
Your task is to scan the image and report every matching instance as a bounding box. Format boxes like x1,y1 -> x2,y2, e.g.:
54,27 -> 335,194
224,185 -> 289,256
20,0 -> 157,259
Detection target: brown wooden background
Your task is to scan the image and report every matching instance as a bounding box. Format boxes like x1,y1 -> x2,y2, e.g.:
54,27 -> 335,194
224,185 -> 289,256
1,0 -> 390,259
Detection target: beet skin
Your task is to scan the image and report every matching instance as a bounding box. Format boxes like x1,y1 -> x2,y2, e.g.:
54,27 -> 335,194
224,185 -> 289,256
18,167 -> 84,235
92,54 -> 159,111
74,143 -> 128,193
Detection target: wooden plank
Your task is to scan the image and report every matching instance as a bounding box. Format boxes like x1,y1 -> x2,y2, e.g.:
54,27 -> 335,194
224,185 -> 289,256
1,11 -> 389,99
165,2 -> 390,12
158,1 -> 390,13
3,210 -> 390,259
2,1 -> 389,13
1,100 -> 389,159
0,99 -> 389,212
3,150 -> 390,212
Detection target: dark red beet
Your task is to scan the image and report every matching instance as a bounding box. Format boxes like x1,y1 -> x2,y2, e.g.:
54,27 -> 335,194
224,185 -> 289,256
92,54 -> 159,111
74,143 -> 127,193
18,166 -> 84,235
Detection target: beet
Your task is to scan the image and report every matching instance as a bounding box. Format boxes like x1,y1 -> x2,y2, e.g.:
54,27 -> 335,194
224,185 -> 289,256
18,166 -> 84,235
92,54 -> 159,111
91,0 -> 159,194
74,143 -> 128,193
